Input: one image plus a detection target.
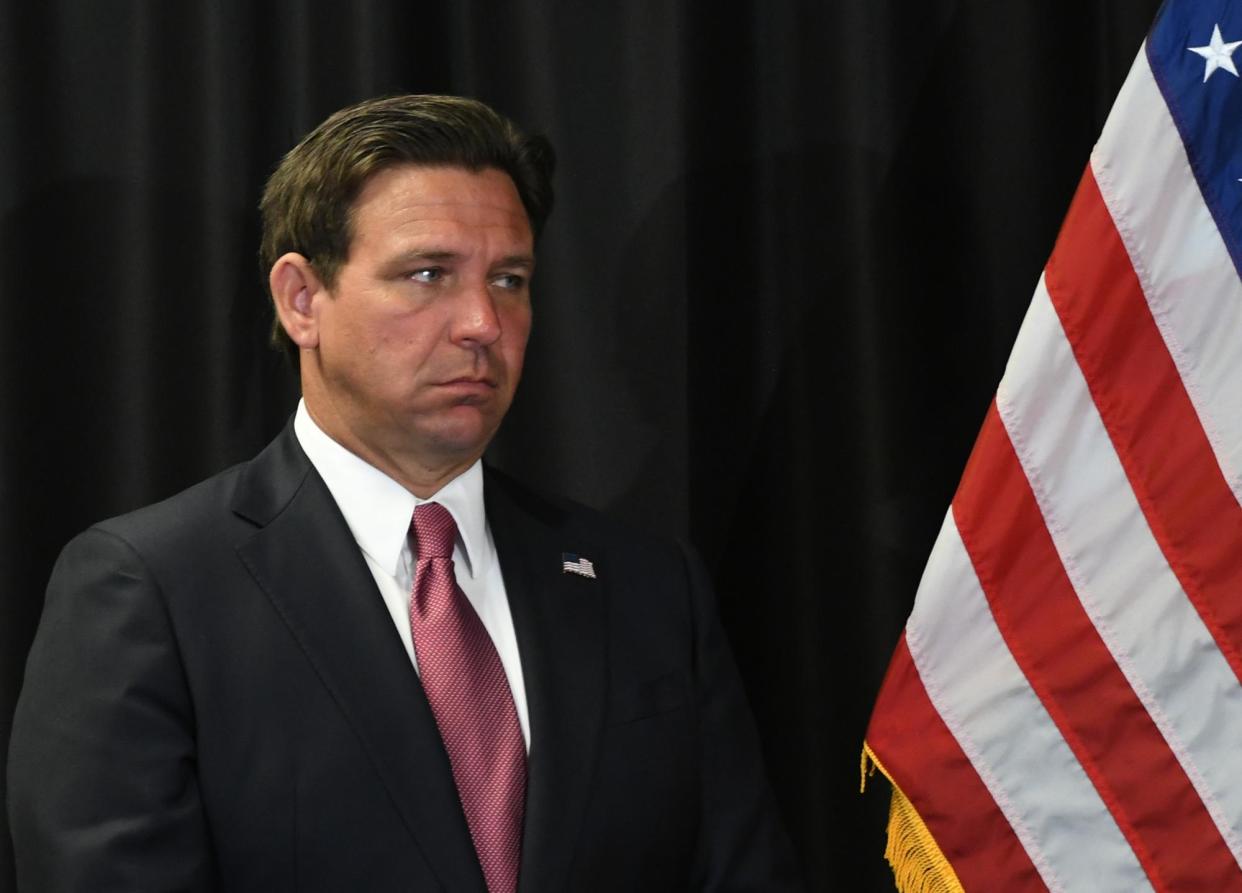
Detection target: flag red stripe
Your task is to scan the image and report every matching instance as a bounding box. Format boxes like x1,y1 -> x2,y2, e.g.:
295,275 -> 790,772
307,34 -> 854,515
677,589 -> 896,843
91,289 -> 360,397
1045,168 -> 1242,682
952,404 -> 1242,891
866,636 -> 1045,890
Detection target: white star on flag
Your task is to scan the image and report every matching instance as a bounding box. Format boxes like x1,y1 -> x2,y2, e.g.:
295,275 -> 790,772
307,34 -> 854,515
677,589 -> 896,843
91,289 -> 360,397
1187,24 -> 1242,82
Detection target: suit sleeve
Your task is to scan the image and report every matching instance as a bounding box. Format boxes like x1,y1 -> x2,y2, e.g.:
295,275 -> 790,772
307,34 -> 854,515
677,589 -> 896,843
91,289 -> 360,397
7,527 -> 215,892
679,541 -> 806,892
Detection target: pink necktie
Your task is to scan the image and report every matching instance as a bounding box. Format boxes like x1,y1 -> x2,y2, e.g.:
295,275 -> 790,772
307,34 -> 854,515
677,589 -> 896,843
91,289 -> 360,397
408,502 -> 526,893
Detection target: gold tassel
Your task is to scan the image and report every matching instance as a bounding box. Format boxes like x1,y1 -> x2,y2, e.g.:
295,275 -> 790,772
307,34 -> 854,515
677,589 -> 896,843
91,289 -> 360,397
862,744 -> 966,893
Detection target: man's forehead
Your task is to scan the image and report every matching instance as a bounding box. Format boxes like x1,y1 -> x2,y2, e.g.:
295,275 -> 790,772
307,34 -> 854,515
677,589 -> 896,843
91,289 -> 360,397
346,165 -> 534,257
355,163 -> 526,215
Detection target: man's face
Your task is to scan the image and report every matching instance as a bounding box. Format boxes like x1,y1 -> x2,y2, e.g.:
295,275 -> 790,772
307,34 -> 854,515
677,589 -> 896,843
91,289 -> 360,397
309,164 -> 534,474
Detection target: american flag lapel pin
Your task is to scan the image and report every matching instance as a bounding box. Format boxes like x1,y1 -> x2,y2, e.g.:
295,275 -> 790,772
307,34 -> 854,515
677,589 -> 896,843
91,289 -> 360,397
561,552 -> 597,579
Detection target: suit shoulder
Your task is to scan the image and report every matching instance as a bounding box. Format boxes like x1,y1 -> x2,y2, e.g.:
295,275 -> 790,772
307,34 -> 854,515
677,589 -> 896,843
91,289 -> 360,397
88,460 -> 251,551
85,425 -> 307,558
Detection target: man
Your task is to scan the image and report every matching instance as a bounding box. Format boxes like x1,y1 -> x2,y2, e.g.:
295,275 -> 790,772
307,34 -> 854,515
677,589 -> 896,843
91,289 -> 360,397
8,95 -> 801,891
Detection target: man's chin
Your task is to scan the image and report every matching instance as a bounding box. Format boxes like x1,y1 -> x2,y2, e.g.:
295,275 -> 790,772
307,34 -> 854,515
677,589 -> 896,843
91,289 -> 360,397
414,412 -> 500,460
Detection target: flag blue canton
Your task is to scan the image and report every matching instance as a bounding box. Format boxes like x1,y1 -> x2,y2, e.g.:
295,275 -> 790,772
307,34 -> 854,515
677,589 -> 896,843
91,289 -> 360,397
1148,0 -> 1242,273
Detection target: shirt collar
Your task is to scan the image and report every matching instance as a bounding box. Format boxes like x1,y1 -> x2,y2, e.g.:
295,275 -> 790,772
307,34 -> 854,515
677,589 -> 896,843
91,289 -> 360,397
293,400 -> 490,579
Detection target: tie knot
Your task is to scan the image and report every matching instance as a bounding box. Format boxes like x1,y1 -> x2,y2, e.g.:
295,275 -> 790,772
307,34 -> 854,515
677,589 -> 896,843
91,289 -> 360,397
412,502 -> 458,560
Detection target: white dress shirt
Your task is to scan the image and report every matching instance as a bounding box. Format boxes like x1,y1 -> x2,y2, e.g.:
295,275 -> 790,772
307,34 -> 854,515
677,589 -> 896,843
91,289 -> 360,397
293,400 -> 530,748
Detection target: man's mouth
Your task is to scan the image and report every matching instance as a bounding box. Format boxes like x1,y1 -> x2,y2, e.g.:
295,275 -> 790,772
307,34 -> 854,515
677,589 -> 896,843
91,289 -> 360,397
435,376 -> 498,398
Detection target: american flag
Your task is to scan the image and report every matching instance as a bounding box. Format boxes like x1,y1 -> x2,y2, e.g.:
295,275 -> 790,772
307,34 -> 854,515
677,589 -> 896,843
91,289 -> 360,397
561,553 -> 596,579
864,1 -> 1242,890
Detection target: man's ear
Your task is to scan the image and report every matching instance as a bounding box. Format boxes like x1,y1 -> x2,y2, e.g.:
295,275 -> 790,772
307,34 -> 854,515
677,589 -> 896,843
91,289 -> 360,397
269,253 -> 325,350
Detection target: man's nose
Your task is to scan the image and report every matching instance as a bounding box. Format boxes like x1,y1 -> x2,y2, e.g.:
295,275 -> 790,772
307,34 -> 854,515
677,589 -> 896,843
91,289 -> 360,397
451,280 -> 503,347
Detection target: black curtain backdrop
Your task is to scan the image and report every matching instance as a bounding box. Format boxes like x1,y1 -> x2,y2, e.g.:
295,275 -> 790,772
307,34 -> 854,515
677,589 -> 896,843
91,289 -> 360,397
0,1 -> 1165,890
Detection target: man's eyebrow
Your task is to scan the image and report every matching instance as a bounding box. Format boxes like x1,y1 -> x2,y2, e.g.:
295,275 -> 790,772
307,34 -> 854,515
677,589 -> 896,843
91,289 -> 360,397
385,250 -> 535,269
389,249 -> 461,265
497,254 -> 536,270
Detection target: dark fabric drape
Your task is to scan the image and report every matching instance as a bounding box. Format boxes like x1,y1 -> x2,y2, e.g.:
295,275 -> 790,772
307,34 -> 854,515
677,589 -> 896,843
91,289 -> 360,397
0,2 -> 1163,890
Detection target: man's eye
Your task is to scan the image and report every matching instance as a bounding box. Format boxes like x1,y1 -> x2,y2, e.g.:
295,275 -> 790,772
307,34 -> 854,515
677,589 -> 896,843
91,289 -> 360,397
409,267 -> 443,283
493,273 -> 526,290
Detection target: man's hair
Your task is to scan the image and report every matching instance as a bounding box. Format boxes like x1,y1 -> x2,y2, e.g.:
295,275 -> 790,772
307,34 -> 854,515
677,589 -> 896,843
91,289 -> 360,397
259,94 -> 555,365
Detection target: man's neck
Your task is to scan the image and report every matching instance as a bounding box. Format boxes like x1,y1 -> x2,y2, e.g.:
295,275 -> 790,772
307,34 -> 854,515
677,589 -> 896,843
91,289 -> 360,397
301,398 -> 480,499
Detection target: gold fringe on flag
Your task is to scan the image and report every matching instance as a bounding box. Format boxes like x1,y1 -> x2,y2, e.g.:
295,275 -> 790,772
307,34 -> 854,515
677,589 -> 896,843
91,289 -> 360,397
861,743 -> 965,893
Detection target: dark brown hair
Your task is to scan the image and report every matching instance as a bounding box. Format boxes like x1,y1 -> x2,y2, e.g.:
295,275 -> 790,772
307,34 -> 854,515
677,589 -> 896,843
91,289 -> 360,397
260,94 -> 555,364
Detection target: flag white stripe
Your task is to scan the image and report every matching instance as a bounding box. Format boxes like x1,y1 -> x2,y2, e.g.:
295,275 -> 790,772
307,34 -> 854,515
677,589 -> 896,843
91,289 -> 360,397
907,512 -> 1150,893
997,278 -> 1242,863
1092,45 -> 1242,508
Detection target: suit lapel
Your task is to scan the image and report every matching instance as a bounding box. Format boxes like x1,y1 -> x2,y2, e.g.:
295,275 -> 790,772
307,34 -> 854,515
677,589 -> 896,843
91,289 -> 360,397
485,471 -> 607,893
232,427 -> 487,893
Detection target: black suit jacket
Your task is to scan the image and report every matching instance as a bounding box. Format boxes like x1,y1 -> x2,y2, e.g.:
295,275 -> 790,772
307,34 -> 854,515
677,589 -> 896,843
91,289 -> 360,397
8,425 -> 801,891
